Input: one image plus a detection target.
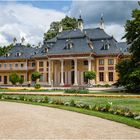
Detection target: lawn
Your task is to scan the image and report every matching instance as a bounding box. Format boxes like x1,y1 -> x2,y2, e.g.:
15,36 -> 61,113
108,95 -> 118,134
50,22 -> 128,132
49,96 -> 140,113
0,87 -> 140,95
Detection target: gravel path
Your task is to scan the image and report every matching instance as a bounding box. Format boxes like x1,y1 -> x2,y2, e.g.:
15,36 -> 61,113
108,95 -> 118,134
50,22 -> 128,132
0,101 -> 140,139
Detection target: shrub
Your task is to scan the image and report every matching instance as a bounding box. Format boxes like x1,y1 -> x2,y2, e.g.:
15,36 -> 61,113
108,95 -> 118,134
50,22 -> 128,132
64,89 -> 89,94
19,77 -> 24,85
52,99 -> 64,105
70,99 -> 76,107
0,94 -> 2,99
31,71 -> 41,83
43,96 -> 49,103
19,95 -> 25,101
9,73 -> 19,85
34,83 -> 41,89
104,84 -> 111,87
84,71 -> 96,80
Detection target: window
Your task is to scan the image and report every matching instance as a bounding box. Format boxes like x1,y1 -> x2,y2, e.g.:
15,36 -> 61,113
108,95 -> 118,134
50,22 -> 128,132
65,42 -> 73,50
39,74 -> 43,82
16,52 -> 21,57
21,64 -> 24,67
103,44 -> 110,50
32,62 -> 35,67
44,48 -> 49,53
109,72 -> 113,81
15,64 -> 18,67
99,59 -> 104,65
83,72 -> 88,84
47,61 -> 49,67
9,64 -> 12,68
0,76 -> 1,82
21,75 -> 24,80
83,60 -> 88,65
39,61 -> 43,67
71,60 -> 74,69
108,59 -> 114,65
99,72 -> 104,81
5,53 -> 10,57
4,64 -> 7,68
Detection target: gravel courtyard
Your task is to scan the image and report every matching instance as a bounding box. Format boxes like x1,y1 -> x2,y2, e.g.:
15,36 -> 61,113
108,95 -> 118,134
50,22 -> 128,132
0,101 -> 140,139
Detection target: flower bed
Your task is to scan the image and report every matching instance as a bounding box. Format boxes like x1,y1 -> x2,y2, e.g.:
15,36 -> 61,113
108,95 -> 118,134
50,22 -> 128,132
0,94 -> 140,120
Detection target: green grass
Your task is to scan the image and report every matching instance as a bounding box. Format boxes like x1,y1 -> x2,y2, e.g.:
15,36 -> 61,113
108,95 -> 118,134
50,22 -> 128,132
0,88 -> 63,92
89,90 -> 140,95
1,94 -> 140,113
48,96 -> 140,113
1,99 -> 140,129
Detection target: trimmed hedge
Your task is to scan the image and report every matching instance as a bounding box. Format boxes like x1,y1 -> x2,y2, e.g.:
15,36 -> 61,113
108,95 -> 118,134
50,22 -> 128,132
64,89 -> 89,94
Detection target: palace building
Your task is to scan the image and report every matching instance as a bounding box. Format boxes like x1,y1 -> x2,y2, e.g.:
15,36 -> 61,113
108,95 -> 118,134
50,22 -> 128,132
0,16 -> 130,86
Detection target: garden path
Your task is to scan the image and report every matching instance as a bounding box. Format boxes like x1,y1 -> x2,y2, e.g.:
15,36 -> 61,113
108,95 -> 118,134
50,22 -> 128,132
0,101 -> 140,139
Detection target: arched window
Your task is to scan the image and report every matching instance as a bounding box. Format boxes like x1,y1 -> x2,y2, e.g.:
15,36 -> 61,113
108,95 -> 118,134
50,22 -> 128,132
16,52 -> 21,57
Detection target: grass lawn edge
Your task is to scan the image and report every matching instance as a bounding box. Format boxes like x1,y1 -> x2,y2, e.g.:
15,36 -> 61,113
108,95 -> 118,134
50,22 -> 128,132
0,99 -> 140,129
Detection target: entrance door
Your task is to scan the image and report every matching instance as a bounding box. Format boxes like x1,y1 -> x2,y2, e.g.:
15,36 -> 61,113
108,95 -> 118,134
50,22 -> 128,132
71,71 -> 74,85
4,76 -> 7,84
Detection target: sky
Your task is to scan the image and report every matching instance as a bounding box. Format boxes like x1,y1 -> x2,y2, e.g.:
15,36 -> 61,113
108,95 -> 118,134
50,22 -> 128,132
0,0 -> 139,46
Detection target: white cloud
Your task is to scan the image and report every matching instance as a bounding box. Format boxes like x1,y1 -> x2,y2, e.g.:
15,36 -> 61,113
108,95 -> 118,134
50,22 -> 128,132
0,3 -> 65,46
105,24 -> 126,42
69,1 -> 138,42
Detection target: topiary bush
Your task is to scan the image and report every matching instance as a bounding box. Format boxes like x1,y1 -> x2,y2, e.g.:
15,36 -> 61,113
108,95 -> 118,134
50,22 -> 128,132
34,83 -> 41,89
9,73 -> 19,85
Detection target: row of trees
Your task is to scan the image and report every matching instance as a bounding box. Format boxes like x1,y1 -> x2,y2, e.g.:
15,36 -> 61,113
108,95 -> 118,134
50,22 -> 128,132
9,71 -> 96,86
116,2 -> 140,92
9,71 -> 42,86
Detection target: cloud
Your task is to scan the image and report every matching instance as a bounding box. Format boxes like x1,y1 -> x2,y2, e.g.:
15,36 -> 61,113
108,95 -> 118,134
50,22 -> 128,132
0,3 -> 65,46
70,1 -> 138,24
69,1 -> 138,41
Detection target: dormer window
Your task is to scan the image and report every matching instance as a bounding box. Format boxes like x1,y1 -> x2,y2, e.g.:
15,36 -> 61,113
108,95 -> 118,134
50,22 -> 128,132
42,47 -> 49,54
88,41 -> 94,50
5,53 -> 10,57
64,42 -> 73,50
103,43 -> 110,50
16,52 -> 21,57
44,48 -> 49,53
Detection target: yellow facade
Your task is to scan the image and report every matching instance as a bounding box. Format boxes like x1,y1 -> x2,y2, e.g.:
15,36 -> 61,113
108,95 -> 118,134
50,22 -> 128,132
0,55 -> 120,86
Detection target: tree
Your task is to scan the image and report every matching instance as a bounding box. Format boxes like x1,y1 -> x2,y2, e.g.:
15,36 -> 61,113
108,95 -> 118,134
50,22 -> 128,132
31,71 -> 41,83
0,44 -> 14,56
44,16 -> 78,41
9,73 -> 19,85
19,77 -> 24,86
116,2 -> 140,92
85,71 -> 96,86
123,2 -> 140,64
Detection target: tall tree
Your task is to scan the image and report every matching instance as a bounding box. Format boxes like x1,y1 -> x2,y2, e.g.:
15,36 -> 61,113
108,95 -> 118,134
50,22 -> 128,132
44,16 -> 78,41
123,2 -> 140,64
116,2 -> 140,92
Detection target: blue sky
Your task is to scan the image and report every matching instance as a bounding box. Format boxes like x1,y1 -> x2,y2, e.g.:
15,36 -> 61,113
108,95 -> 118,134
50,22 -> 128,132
0,1 -> 139,46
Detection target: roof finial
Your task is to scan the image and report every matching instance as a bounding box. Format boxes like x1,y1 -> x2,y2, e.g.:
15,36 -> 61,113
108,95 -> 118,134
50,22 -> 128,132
78,10 -> 84,31
100,13 -> 104,30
